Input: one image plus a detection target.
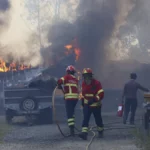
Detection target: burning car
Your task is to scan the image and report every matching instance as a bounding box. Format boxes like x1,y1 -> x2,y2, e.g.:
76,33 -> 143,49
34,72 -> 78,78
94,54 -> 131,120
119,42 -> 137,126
3,70 -> 57,125
2,44 -> 77,125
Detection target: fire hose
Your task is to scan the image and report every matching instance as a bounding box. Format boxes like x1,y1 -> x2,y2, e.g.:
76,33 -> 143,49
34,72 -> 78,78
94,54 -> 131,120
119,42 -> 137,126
52,86 -> 138,150
52,86 -> 70,137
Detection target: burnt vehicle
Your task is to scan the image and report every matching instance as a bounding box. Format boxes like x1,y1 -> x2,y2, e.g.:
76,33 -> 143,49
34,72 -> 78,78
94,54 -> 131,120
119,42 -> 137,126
3,73 -> 57,125
3,53 -> 76,125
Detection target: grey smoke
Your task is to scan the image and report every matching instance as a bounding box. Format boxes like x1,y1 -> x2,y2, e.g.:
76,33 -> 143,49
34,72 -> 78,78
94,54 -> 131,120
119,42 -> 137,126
0,0 -> 10,27
42,0 -> 150,89
0,0 -> 10,12
75,0 -> 117,74
43,0 -> 117,73
41,21 -> 75,66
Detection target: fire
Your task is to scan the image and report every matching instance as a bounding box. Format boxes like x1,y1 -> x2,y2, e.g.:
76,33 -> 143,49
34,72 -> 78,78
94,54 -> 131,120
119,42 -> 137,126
65,42 -> 81,61
65,45 -> 73,50
74,48 -> 81,61
65,44 -> 73,55
0,58 -> 32,72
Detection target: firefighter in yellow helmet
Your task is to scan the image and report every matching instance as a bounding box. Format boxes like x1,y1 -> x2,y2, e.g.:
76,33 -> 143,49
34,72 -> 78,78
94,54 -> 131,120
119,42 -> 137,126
79,68 -> 104,140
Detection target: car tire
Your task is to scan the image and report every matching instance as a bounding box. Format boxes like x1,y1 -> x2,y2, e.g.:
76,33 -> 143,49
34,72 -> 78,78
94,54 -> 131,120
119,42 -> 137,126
20,97 -> 38,111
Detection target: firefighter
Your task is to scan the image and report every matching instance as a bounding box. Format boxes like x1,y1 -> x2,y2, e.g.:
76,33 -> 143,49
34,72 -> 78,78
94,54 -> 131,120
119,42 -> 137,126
57,65 -> 79,136
122,73 -> 149,125
79,68 -> 104,140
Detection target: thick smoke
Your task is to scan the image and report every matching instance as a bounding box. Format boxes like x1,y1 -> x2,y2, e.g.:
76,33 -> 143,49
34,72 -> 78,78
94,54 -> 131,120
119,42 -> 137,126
42,21 -> 75,66
76,0 -> 117,77
109,0 -> 136,60
45,0 -> 143,88
102,0 -> 136,86
0,0 -> 41,66
103,0 -> 150,88
0,0 -> 10,28
1,0 -> 148,89
0,0 -> 10,12
126,0 -> 150,63
39,0 -> 141,88
44,0 -> 117,77
0,0 -> 78,66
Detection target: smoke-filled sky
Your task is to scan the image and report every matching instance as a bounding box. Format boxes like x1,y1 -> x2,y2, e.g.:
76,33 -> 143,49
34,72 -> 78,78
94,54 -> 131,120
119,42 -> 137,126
45,0 -> 136,75
0,0 -> 10,12
0,0 -> 150,72
0,0 -> 42,66
0,0 -> 80,66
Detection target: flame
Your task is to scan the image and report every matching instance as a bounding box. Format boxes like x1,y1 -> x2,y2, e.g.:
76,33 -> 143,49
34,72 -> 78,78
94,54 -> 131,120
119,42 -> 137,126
65,42 -> 81,61
74,48 -> 81,61
0,58 -> 32,72
65,45 -> 73,50
0,60 -> 8,72
65,44 -> 73,55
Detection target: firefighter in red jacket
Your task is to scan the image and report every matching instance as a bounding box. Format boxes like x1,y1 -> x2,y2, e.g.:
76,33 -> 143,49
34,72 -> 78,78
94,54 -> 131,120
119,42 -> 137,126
57,65 -> 79,136
79,68 -> 104,140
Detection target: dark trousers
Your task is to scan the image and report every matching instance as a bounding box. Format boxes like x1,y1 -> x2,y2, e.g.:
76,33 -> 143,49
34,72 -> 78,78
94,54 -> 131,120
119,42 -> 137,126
65,100 -> 78,128
82,105 -> 104,133
123,98 -> 137,123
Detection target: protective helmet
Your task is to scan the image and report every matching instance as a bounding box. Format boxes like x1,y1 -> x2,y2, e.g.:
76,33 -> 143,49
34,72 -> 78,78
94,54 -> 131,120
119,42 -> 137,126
130,73 -> 137,79
82,68 -> 93,75
66,65 -> 76,73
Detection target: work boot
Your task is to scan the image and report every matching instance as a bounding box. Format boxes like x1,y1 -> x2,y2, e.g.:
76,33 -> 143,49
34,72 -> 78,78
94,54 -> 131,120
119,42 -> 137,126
70,126 -> 75,136
98,130 -> 104,138
78,132 -> 88,140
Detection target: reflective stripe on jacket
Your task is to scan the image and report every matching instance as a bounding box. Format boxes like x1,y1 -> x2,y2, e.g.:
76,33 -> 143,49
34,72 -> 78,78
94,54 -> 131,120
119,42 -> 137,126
57,74 -> 79,100
81,79 -> 104,107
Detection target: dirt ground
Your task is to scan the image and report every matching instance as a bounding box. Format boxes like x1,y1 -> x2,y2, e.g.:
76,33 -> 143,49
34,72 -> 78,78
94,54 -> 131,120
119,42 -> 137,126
0,90 -> 144,150
0,112 -> 140,150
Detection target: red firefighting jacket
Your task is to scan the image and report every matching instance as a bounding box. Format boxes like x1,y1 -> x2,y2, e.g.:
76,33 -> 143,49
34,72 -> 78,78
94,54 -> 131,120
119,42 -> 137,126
57,74 -> 79,100
81,79 -> 104,107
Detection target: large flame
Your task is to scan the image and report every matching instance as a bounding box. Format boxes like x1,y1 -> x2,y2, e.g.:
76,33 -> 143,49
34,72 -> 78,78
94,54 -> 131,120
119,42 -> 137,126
0,58 -> 31,72
65,39 -> 81,61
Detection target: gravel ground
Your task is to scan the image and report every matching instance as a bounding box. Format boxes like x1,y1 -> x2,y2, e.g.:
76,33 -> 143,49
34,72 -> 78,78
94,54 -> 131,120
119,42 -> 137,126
0,113 -> 140,150
0,90 -> 143,150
